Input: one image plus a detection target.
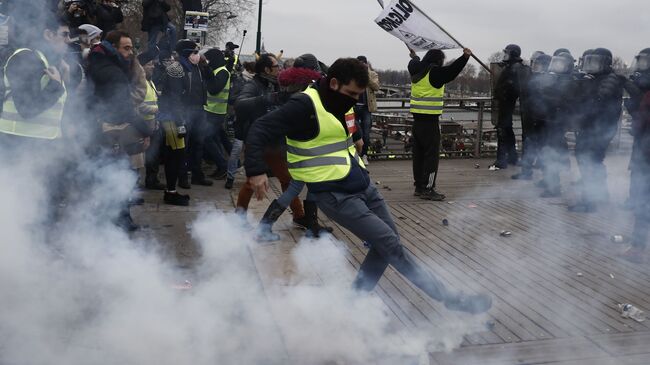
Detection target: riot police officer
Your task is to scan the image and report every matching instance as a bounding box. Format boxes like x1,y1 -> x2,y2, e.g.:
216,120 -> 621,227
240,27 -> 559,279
536,52 -> 575,197
513,52 -> 551,180
571,48 -> 624,212
492,44 -> 530,169
622,48 -> 650,262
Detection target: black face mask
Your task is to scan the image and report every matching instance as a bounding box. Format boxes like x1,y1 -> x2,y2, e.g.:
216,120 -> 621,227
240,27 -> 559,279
322,81 -> 358,118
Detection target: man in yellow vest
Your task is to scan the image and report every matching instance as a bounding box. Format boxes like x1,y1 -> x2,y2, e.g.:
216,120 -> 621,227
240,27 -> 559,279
203,48 -> 231,179
408,47 -> 472,201
0,17 -> 70,144
245,58 -> 491,315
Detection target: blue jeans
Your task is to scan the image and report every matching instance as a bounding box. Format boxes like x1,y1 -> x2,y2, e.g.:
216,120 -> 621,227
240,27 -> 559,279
227,138 -> 243,180
277,180 -> 305,208
148,23 -> 177,52
312,184 -> 451,301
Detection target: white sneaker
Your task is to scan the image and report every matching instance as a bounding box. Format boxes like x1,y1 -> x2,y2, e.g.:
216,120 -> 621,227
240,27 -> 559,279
362,156 -> 369,165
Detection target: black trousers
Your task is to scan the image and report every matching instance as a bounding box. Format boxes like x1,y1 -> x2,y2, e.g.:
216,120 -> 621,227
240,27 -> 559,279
412,113 -> 441,189
164,146 -> 185,191
496,103 -> 519,166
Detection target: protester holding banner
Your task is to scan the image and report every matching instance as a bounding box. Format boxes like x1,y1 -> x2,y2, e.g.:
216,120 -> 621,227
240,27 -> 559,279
408,47 -> 471,201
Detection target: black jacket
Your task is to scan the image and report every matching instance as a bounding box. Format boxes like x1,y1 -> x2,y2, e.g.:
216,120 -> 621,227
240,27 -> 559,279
87,43 -> 135,124
408,54 -> 469,88
2,49 -> 65,119
156,59 -> 208,123
95,3 -> 123,35
495,61 -> 530,104
141,0 -> 170,31
234,75 -> 280,141
244,79 -> 370,194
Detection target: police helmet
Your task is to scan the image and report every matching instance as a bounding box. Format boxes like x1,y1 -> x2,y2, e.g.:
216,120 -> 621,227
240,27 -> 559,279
581,48 -> 612,75
548,52 -> 575,74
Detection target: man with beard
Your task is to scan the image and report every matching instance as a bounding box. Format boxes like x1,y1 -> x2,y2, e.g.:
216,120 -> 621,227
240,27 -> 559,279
87,30 -> 145,231
245,58 -> 492,315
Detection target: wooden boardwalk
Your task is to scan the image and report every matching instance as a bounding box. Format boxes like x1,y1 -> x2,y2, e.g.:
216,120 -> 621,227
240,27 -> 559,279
135,154 -> 650,365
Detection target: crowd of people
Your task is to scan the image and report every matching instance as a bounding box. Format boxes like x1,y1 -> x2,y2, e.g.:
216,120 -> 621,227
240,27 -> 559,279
487,44 -> 650,262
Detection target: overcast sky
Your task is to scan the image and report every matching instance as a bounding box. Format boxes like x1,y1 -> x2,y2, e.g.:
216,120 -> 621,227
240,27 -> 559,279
228,0 -> 649,72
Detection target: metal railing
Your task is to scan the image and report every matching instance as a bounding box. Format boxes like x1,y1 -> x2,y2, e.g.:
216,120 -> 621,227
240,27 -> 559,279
371,97 -> 498,159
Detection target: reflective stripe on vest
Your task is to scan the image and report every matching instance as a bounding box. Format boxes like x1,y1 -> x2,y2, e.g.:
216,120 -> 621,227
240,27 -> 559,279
143,80 -> 158,121
286,87 -> 365,183
0,48 -> 66,139
205,66 -> 231,115
410,70 -> 444,115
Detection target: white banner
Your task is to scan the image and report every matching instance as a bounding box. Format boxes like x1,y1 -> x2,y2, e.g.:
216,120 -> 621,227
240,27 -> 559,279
374,0 -> 460,51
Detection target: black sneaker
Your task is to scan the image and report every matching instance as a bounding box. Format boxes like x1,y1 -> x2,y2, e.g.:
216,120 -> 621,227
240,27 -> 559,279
164,191 -> 190,206
225,178 -> 234,190
191,174 -> 214,186
210,169 -> 227,180
413,187 -> 426,196
420,188 -> 445,201
444,292 -> 492,314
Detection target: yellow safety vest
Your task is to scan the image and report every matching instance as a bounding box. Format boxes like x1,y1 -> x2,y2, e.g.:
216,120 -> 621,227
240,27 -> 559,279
410,70 -> 444,115
286,87 -> 365,183
143,80 -> 158,121
0,48 -> 66,139
204,66 -> 230,115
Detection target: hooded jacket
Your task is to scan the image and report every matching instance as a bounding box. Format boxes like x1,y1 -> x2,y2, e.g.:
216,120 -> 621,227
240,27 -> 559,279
87,42 -> 137,125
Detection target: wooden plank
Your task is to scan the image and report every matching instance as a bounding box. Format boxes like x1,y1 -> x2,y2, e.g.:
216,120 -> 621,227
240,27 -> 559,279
393,203 -> 595,339
431,336 -> 610,365
434,200 -> 648,334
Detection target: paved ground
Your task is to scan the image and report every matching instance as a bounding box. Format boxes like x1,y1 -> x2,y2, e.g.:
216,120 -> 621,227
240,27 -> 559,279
133,154 -> 650,365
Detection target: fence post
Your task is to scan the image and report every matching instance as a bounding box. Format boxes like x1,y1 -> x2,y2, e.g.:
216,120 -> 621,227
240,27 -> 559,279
475,101 -> 485,159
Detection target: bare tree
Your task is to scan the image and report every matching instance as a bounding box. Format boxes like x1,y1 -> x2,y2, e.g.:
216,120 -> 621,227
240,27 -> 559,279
201,0 -> 256,47
118,0 -> 255,49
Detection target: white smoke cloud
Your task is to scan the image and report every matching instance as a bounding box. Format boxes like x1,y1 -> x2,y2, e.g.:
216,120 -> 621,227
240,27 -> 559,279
0,143 -> 482,365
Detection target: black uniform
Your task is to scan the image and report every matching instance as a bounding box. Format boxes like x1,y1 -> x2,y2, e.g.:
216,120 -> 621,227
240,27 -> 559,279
573,72 -> 624,208
494,61 -> 530,167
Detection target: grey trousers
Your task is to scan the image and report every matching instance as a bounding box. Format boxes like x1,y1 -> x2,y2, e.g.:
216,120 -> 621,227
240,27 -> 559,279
312,184 -> 450,302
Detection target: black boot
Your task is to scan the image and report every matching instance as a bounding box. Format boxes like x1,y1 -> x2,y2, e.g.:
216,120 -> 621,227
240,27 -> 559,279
302,200 -> 333,238
256,199 -> 286,242
115,207 -> 139,232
